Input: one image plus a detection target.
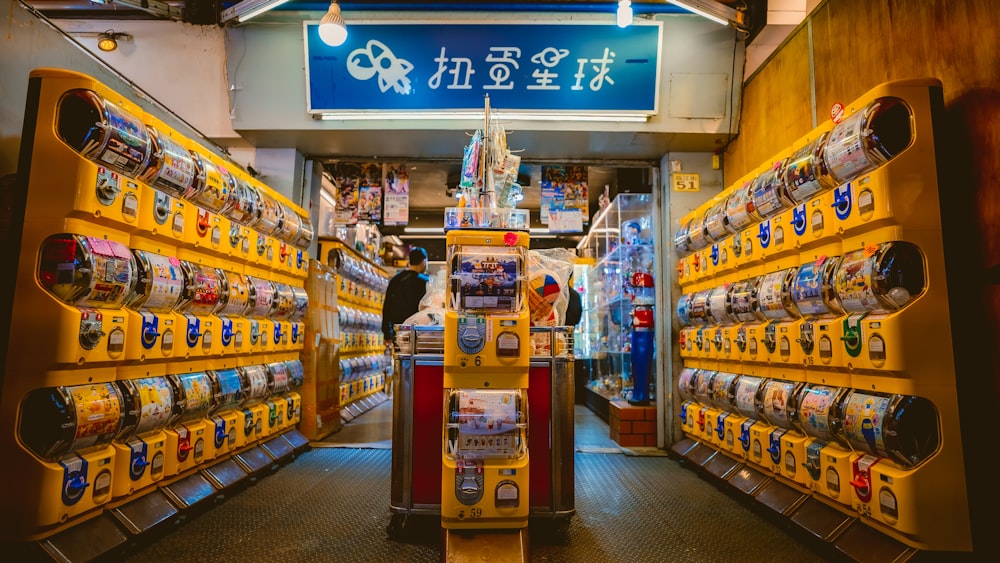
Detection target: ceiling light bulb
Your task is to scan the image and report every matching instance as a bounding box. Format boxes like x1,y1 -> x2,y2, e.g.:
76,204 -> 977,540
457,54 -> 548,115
319,2 -> 348,47
617,1 -> 633,28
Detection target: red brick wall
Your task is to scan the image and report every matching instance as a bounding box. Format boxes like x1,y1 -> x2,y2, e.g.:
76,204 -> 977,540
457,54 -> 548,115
609,400 -> 657,448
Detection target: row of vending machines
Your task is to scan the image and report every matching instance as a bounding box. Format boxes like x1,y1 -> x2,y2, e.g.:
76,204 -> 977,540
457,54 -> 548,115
670,79 -> 972,554
0,68 -> 314,544
15,357 -> 304,530
317,238 -> 391,427
676,240 -> 922,372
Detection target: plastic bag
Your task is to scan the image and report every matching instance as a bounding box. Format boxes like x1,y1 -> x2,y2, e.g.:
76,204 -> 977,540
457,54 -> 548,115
404,306 -> 445,326
527,248 -> 576,326
419,267 -> 447,310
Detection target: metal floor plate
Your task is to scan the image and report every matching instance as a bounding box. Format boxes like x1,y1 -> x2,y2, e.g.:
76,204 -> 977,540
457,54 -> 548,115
117,447 -> 831,562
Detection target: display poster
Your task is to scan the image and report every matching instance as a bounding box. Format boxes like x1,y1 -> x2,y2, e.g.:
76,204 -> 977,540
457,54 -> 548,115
540,165 -> 587,230
452,390 -> 520,458
458,247 -> 520,311
383,163 -> 410,226
333,176 -> 359,225
549,209 -> 584,233
330,162 -> 382,225
359,181 -> 383,223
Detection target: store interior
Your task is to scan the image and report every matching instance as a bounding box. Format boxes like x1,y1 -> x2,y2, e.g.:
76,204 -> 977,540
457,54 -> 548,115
1,1 -> 998,561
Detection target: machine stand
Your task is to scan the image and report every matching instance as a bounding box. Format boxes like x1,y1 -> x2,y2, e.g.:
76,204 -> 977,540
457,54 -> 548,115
753,478 -> 809,515
233,446 -> 276,477
201,458 -> 250,490
160,472 -> 217,510
833,520 -> 918,562
37,513 -> 127,563
443,528 -> 529,563
790,497 -> 855,542
281,429 -> 311,452
107,488 -> 179,534
260,435 -> 294,462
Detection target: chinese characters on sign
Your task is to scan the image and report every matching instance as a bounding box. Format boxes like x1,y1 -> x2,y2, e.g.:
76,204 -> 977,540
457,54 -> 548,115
306,23 -> 661,113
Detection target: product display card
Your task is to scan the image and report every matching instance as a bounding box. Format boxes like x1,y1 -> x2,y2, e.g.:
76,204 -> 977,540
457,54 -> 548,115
457,249 -> 520,311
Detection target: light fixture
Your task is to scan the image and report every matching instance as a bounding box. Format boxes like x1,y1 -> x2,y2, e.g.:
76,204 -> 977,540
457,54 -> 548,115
617,1 -> 633,28
319,189 -> 336,207
97,30 -> 130,52
318,2 -> 348,47
220,0 -> 292,24
316,111 -> 649,123
666,0 -> 744,27
403,227 -> 445,234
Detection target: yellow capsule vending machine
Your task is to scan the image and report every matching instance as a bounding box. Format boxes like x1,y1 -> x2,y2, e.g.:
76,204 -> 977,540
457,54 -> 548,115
442,212 -> 531,531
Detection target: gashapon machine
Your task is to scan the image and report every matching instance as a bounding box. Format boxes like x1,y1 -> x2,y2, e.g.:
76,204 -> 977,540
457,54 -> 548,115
689,368 -> 717,446
161,368 -> 215,478
263,360 -> 292,435
111,374 -> 174,498
708,371 -> 740,454
791,384 -> 854,507
670,80 -> 972,554
235,363 -> 271,448
705,280 -> 736,364
675,366 -> 700,438
204,366 -> 246,460
749,158 -> 796,267
216,269 -> 253,356
123,246 -> 184,362
175,258 -> 226,359
732,374 -> 768,467
442,223 -> 531,531
440,101 -> 532,539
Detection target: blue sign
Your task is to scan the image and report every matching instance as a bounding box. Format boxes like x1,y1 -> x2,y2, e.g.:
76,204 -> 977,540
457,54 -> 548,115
305,22 -> 662,113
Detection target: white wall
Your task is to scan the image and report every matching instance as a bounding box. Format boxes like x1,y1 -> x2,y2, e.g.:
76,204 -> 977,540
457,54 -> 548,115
0,0 -> 241,177
52,19 -> 241,146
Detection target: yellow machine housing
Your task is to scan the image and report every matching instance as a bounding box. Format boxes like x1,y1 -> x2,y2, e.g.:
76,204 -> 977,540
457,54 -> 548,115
442,228 -> 531,531
443,230 -> 530,387
441,388 -> 530,530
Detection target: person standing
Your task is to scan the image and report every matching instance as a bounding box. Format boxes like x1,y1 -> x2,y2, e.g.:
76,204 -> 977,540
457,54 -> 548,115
381,246 -> 429,345
564,276 -> 583,327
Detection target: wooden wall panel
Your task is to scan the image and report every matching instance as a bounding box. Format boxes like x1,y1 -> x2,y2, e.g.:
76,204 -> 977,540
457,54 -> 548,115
724,27 -> 812,181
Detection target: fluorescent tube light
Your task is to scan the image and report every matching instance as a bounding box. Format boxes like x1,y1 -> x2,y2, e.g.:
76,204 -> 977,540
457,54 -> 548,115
221,0 -> 291,24
319,189 -> 336,206
316,111 -> 649,123
666,0 -> 741,27
403,227 -> 445,234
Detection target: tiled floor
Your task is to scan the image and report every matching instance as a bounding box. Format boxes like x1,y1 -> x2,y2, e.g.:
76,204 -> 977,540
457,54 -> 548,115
112,399 -> 832,562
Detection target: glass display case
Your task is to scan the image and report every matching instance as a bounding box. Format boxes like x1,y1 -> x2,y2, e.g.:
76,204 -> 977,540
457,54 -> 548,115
571,259 -> 597,359
577,194 -> 657,404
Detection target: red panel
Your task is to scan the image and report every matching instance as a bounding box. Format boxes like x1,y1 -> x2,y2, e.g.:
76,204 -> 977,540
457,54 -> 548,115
410,364 -> 553,510
412,364 -> 444,505
528,365 -> 552,509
